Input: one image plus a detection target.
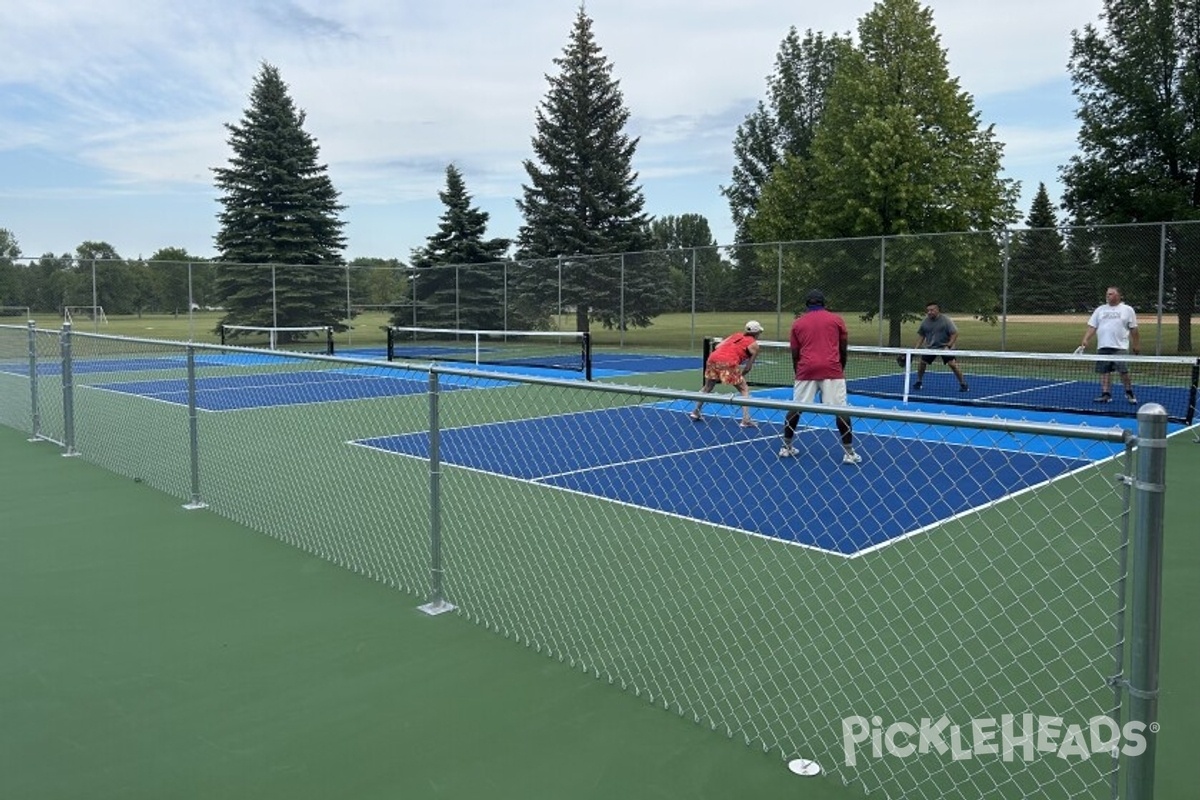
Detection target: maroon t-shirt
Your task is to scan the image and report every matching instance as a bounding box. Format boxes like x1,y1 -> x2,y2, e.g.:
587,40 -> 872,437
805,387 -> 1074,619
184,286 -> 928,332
790,309 -> 847,380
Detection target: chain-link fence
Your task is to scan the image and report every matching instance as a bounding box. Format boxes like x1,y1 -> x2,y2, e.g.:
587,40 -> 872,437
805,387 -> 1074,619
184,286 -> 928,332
0,323 -> 1170,799
2,220 -> 1198,354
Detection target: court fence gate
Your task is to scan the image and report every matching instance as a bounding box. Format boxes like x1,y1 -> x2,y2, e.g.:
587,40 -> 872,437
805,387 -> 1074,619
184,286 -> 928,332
0,322 -> 1170,800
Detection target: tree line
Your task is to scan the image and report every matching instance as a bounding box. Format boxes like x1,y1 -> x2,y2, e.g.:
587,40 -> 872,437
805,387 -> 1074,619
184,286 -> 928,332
2,0 -> 1198,350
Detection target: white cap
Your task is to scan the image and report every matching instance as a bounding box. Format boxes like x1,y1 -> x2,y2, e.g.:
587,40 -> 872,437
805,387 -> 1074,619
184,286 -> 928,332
745,320 -> 764,334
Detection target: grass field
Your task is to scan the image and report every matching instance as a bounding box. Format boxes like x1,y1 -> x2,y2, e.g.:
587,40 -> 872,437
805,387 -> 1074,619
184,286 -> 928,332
9,308 -> 1197,356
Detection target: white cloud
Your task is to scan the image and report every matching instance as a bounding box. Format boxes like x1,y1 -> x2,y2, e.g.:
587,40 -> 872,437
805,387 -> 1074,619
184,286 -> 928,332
0,0 -> 1105,256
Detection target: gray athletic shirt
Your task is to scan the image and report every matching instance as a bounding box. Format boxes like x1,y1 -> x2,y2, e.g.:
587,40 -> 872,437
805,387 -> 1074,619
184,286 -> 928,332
917,315 -> 958,348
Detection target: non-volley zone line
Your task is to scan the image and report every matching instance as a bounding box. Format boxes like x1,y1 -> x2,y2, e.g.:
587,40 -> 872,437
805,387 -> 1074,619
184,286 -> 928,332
0,350 -> 356,378
90,368 -> 474,411
351,404 -> 1099,557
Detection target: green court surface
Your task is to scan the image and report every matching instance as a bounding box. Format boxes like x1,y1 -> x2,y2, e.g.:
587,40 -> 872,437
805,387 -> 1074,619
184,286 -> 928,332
1,422 -> 1197,800
0,424 -> 851,800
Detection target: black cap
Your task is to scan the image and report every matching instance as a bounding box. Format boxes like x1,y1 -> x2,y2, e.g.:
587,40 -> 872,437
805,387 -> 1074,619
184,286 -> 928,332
805,289 -> 826,307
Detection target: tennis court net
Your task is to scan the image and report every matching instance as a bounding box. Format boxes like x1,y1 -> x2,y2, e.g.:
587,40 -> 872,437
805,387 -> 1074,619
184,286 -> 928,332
221,325 -> 335,355
387,326 -> 592,378
706,337 -> 1200,423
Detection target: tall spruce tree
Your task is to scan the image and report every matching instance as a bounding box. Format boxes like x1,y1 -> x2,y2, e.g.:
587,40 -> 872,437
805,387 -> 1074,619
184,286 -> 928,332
212,63 -> 347,340
399,164 -> 510,331
1062,0 -> 1200,351
514,8 -> 665,332
1007,183 -> 1066,313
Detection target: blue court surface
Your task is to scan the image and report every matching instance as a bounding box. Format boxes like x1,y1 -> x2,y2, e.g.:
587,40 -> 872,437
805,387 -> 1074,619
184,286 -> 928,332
351,404 -> 1126,558
89,367 -> 463,411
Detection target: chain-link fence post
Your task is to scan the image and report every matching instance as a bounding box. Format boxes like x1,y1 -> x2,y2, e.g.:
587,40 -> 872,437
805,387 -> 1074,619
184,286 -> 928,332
419,369 -> 454,616
26,320 -> 41,441
183,344 -> 208,511
60,322 -> 78,457
1125,403 -> 1167,799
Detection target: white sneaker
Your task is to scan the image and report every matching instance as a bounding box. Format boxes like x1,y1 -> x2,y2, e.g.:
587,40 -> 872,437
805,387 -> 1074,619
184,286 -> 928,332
842,451 -> 863,465
778,444 -> 799,458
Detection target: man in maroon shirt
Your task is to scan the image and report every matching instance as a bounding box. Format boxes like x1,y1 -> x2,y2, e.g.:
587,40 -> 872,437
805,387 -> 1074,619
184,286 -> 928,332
779,290 -> 862,464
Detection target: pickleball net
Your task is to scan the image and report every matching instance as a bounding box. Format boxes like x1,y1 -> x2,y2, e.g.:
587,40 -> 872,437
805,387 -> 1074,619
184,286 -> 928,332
706,337 -> 1199,424
387,326 -> 592,378
220,324 -> 335,355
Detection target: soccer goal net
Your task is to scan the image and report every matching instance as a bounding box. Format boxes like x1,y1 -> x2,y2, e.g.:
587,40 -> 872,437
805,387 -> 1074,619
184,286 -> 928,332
0,305 -> 31,320
63,305 -> 109,324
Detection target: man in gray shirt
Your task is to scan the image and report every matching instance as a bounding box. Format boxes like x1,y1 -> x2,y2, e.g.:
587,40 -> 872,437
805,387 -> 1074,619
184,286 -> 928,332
913,301 -> 968,392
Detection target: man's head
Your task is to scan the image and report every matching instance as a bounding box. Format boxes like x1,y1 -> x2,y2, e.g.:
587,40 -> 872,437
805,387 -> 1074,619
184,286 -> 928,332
744,320 -> 764,336
925,301 -> 941,319
1106,287 -> 1122,306
805,289 -> 826,308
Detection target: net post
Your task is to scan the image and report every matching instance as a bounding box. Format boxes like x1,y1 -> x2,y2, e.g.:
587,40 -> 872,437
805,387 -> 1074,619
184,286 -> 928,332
583,332 -> 592,381
183,344 -> 208,510
324,326 -> 334,356
1124,403 -> 1167,800
27,320 -> 41,441
386,326 -> 395,361
60,322 -> 78,457
220,325 -> 227,347
418,368 -> 454,616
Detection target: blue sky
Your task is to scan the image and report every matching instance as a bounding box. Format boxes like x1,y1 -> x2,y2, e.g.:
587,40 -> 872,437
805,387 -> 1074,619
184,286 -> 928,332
0,0 -> 1104,262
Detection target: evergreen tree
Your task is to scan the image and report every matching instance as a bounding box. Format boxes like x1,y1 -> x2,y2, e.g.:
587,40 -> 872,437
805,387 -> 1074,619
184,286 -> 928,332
1062,0 -> 1200,351
212,62 -> 347,341
514,8 -> 665,332
799,0 -> 1018,343
1007,183 -> 1066,313
400,164 -> 510,330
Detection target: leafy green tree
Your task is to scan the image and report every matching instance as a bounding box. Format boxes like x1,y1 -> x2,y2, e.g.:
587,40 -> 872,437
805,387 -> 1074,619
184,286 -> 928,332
1007,184 -> 1066,313
401,164 -> 510,330
1062,0 -> 1200,351
514,8 -> 666,332
647,214 -> 734,312
212,62 -> 347,341
73,241 -> 132,316
146,247 -> 211,313
791,0 -> 1018,343
723,27 -> 850,244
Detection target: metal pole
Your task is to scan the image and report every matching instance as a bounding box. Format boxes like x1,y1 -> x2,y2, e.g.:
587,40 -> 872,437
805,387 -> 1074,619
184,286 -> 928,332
776,244 -> 783,337
345,263 -> 353,347
187,262 -> 196,342
27,320 -> 41,441
689,248 -> 697,351
60,322 -> 78,457
271,264 -> 278,329
183,345 -> 208,510
1125,403 -> 1167,800
620,254 -> 626,348
419,369 -> 455,616
91,259 -> 98,333
1000,230 -> 1011,351
1156,223 -> 1166,356
878,238 -> 886,347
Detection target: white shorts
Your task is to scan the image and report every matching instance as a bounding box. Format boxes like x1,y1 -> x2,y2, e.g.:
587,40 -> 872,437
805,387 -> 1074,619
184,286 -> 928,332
793,379 -> 849,406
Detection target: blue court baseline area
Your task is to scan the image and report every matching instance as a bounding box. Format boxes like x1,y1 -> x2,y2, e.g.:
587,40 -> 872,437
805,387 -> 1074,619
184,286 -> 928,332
90,368 -> 464,411
353,405 -> 1110,557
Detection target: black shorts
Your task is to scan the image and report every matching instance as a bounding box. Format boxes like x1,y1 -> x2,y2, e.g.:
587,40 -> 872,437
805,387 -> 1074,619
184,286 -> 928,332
1095,347 -> 1129,374
920,352 -> 956,365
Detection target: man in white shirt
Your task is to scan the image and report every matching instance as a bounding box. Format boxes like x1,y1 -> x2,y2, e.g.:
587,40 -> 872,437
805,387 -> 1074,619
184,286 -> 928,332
1080,286 -> 1140,404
